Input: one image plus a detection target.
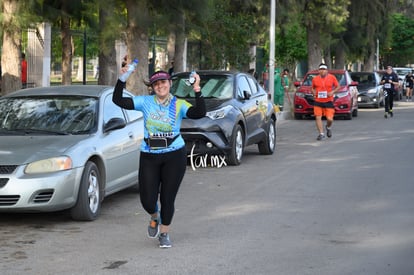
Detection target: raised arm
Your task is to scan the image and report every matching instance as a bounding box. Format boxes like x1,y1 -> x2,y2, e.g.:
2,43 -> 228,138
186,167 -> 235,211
112,80 -> 134,110
186,72 -> 206,119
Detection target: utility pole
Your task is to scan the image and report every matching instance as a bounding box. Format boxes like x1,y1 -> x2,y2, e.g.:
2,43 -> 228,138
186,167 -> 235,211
83,29 -> 87,85
269,0 -> 276,103
376,38 -> 379,70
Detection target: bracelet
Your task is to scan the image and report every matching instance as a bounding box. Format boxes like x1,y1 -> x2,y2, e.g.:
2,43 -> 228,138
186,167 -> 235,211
193,86 -> 201,92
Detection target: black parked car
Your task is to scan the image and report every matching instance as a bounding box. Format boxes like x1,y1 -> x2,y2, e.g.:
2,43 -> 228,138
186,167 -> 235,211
171,71 -> 276,166
350,71 -> 384,108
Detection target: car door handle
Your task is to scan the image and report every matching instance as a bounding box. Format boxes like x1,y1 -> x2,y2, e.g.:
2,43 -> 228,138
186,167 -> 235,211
128,132 -> 134,138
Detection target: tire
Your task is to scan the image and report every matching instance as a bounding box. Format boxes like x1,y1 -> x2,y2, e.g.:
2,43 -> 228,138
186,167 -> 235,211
227,125 -> 244,166
70,161 -> 102,221
258,118 -> 276,155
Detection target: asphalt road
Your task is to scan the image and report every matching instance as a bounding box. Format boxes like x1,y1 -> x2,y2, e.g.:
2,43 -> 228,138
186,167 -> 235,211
1,101 -> 413,275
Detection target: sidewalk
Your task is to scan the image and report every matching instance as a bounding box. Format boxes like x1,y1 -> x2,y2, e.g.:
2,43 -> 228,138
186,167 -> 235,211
275,91 -> 294,121
276,110 -> 291,121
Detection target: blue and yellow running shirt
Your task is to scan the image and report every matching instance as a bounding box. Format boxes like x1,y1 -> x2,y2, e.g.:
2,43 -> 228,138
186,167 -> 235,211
133,95 -> 191,153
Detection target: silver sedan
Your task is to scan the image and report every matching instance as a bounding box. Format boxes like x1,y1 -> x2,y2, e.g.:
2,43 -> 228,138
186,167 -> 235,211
0,85 -> 143,221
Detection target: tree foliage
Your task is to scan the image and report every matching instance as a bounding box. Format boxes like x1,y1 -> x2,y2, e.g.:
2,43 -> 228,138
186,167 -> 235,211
385,13 -> 414,66
198,0 -> 256,70
3,0 -> 414,94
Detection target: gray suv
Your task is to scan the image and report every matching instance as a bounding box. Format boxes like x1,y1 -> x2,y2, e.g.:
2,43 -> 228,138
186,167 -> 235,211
171,71 -> 276,166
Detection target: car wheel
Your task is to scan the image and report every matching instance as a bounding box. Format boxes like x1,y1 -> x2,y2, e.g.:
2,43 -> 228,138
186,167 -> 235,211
70,161 -> 102,221
227,125 -> 244,166
258,118 -> 276,155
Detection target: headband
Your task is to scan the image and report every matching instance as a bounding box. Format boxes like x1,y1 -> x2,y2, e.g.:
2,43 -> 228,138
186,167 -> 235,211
319,64 -> 328,70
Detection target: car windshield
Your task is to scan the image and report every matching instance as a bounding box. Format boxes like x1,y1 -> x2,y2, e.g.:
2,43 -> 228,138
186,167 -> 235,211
302,73 -> 347,86
351,73 -> 376,88
171,74 -> 233,99
0,95 -> 98,135
394,68 -> 412,76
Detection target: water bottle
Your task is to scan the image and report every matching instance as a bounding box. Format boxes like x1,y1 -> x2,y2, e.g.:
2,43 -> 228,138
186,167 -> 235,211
188,71 -> 196,85
119,58 -> 139,82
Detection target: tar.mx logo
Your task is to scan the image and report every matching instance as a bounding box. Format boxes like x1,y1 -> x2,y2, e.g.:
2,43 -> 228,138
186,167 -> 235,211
188,144 -> 227,171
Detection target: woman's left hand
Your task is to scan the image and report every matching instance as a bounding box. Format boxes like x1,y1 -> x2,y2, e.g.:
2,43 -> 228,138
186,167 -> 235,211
193,73 -> 201,92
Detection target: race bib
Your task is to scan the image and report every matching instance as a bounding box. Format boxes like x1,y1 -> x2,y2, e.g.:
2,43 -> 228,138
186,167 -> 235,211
318,91 -> 328,98
384,83 -> 391,89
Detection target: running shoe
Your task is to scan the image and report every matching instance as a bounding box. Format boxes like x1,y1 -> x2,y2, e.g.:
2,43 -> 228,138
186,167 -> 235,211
384,112 -> 388,118
159,233 -> 172,248
389,110 -> 393,117
148,218 -> 159,238
316,133 -> 325,141
326,126 -> 332,138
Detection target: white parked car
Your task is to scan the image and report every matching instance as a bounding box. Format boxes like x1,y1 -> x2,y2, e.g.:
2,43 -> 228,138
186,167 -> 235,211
0,85 -> 143,221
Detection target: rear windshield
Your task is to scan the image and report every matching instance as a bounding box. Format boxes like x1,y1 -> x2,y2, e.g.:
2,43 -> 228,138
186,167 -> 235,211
351,73 -> 376,87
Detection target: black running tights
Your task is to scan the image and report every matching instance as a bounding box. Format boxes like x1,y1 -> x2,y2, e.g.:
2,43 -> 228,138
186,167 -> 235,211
384,90 -> 394,113
138,147 -> 187,226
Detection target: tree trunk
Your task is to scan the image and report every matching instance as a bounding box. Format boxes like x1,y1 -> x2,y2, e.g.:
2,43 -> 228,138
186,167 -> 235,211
61,16 -> 72,85
174,12 -> 186,72
364,38 -> 376,72
324,44 -> 332,68
167,31 -> 176,73
98,47 -> 117,85
1,0 -> 22,95
306,24 -> 323,71
125,0 -> 149,95
334,41 -> 346,69
97,5 -> 118,85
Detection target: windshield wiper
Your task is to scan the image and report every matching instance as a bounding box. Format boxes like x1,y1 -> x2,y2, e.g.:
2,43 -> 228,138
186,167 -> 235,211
10,128 -> 70,135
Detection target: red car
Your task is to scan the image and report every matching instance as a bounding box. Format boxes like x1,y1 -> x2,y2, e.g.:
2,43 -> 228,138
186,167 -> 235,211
293,69 -> 359,120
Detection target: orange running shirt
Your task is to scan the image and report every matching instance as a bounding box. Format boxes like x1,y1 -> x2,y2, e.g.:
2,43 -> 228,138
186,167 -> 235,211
312,74 -> 339,103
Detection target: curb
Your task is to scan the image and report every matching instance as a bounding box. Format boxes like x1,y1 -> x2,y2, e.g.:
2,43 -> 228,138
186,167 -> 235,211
276,110 -> 292,121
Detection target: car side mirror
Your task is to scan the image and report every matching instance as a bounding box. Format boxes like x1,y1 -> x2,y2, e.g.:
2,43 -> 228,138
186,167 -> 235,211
104,117 -> 126,132
243,90 -> 251,100
350,81 -> 358,86
294,81 -> 301,87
